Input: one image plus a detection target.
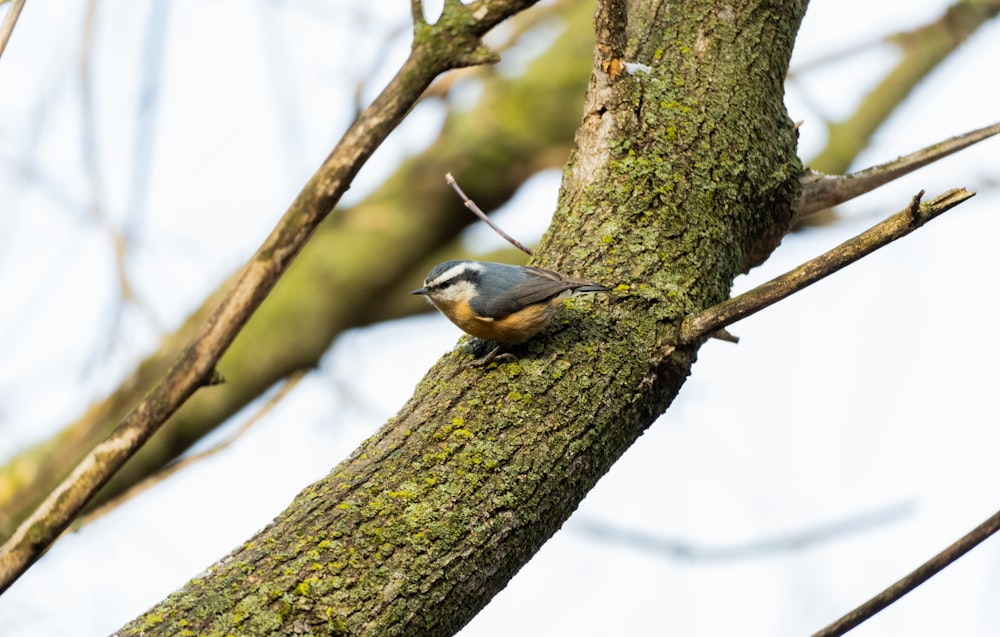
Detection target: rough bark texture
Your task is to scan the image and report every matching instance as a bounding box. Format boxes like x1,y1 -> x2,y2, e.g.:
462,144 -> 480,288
119,0 -> 804,634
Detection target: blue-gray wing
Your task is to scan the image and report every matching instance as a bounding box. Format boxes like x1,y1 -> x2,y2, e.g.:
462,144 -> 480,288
470,265 -> 608,319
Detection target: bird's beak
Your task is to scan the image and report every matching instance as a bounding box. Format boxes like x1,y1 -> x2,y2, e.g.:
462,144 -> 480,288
411,287 -> 429,296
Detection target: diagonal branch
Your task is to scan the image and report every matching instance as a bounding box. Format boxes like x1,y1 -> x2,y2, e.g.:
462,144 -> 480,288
682,188 -> 974,344
446,172 -> 534,255
812,508 -> 1000,637
76,372 -> 306,529
0,0 -> 26,60
797,121 -> 1000,218
0,0 -> 540,594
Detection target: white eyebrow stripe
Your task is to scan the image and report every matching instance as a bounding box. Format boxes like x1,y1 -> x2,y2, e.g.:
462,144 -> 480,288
430,261 -> 483,286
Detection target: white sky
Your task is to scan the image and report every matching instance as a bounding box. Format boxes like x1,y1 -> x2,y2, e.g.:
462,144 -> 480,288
0,0 -> 998,635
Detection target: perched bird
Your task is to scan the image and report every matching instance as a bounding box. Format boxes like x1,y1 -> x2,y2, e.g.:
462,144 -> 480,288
411,260 -> 610,345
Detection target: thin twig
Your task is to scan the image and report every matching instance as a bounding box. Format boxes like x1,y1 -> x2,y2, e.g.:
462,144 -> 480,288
797,121 -> 1000,218
445,172 -> 534,255
812,508 -> 1000,637
0,0 -> 26,60
0,0 -> 540,594
682,188 -> 974,344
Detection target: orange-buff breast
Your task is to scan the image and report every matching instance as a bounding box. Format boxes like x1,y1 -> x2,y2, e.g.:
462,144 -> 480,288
447,300 -> 553,344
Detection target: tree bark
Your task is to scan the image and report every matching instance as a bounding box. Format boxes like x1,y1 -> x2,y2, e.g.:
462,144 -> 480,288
118,0 -> 805,633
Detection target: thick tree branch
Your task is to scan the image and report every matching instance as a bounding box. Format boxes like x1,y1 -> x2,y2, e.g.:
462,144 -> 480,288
682,188 -> 975,344
0,0 -> 539,594
812,508 -> 1000,637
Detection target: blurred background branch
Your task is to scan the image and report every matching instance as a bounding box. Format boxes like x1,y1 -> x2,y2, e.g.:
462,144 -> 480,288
574,501 -> 914,562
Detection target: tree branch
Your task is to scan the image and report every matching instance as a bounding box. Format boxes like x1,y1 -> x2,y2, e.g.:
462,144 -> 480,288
812,508 -> 1000,637
797,121 -> 1000,218
0,0 -> 539,594
0,0 -> 25,60
446,172 -> 534,255
682,188 -> 975,344
75,372 -> 306,529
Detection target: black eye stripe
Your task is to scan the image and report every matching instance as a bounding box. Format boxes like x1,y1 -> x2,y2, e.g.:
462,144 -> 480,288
429,268 -> 480,290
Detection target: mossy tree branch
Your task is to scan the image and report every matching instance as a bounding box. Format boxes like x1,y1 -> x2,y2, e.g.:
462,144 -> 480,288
115,0 -> 807,633
6,0 -> 997,545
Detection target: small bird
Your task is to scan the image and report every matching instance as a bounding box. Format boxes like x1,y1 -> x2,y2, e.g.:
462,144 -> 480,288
411,260 -> 610,345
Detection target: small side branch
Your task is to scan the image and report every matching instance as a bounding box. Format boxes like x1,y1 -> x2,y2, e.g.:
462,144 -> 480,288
446,172 -> 534,255
812,508 -> 1000,637
682,188 -> 974,344
796,121 -> 999,218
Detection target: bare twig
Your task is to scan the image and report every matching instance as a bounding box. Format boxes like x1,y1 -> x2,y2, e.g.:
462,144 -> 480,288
681,189 -> 974,344
812,508 -> 1000,637
446,172 -> 534,255
797,121 -> 1000,218
0,0 -> 25,59
0,0 -> 541,594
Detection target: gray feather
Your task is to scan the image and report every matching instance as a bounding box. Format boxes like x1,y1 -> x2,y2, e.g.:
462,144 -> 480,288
469,263 -> 609,319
